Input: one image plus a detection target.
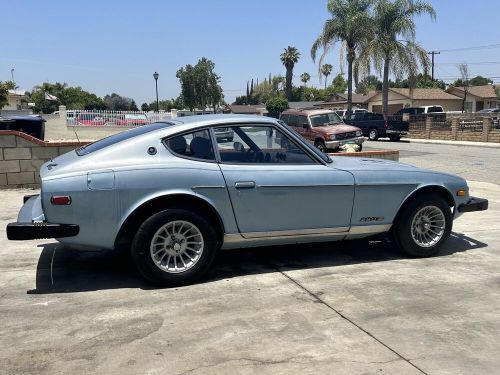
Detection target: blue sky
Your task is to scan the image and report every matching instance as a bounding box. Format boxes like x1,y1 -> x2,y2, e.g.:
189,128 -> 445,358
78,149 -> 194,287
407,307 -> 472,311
2,0 -> 500,104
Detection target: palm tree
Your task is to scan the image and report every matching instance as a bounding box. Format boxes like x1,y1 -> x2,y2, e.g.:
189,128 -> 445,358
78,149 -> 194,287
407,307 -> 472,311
321,64 -> 333,88
357,0 -> 436,117
311,0 -> 373,111
300,72 -> 311,87
280,46 -> 300,101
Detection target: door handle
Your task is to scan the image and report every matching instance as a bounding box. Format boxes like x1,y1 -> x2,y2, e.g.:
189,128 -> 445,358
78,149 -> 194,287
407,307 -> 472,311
234,181 -> 256,189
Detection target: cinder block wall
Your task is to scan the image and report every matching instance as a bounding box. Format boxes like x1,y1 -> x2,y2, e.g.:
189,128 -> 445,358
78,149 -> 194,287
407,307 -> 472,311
0,131 -> 87,189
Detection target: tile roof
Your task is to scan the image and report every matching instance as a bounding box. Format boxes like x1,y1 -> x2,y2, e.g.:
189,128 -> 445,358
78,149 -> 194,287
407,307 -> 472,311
449,85 -> 498,99
389,88 -> 461,100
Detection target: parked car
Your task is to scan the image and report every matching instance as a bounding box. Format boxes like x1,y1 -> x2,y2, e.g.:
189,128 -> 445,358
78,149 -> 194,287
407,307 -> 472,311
344,111 -> 409,141
477,108 -> 500,127
0,115 -> 46,140
394,106 -> 445,121
335,108 -> 368,119
213,127 -> 234,142
7,115 -> 488,287
280,109 -> 364,152
76,113 -> 107,126
113,113 -> 149,126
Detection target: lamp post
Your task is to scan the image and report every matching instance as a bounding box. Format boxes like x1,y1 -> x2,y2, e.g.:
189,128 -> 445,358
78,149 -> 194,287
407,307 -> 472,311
11,68 -> 15,84
153,71 -> 159,112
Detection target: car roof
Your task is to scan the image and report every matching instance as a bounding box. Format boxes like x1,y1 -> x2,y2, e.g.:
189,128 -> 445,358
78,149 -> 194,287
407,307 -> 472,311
282,109 -> 334,116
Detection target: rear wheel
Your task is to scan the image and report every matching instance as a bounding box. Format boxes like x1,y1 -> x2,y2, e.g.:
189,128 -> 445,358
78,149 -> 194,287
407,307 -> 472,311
131,209 -> 218,286
394,194 -> 452,257
315,140 -> 327,153
368,128 -> 379,141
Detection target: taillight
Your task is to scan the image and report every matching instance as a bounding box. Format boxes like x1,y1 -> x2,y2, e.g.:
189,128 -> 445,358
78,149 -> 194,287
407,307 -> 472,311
51,196 -> 72,205
384,121 -> 389,129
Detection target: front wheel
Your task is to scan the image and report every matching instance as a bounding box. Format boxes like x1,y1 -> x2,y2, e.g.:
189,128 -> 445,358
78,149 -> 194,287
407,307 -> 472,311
394,194 -> 452,257
131,209 -> 218,287
314,140 -> 327,153
368,128 -> 379,141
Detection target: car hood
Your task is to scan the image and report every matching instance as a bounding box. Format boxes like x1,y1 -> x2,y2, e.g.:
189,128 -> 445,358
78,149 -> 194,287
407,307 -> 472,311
329,156 -> 420,172
314,124 -> 360,134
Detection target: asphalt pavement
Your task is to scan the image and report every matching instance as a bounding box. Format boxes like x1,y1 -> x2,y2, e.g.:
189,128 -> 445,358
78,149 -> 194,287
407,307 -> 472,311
1,142 -> 499,374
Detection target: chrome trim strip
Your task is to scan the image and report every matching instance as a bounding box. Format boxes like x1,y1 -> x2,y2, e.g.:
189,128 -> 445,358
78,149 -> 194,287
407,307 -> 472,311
348,224 -> 392,234
192,185 -> 226,189
242,226 -> 349,238
258,184 -> 353,188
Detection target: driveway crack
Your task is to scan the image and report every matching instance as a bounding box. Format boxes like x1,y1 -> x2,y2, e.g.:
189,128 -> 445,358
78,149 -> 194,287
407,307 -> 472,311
278,270 -> 428,375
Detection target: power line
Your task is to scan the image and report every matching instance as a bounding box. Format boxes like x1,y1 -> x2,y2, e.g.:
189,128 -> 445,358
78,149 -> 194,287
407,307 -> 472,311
439,43 -> 500,53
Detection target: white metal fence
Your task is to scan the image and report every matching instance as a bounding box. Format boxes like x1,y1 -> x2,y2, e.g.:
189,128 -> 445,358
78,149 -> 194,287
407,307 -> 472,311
65,110 -> 172,126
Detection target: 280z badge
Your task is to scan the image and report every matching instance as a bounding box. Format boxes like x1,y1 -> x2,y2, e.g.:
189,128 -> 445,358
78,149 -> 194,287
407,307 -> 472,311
360,216 -> 384,222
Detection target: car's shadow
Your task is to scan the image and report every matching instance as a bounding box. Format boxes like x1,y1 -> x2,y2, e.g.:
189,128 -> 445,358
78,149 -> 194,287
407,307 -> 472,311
27,232 -> 487,294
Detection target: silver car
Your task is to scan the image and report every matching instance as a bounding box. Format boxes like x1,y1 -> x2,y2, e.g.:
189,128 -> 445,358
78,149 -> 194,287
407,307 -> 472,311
7,115 -> 488,286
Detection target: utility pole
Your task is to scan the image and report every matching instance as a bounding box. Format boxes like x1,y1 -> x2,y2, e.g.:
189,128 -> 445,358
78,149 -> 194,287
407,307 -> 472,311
427,51 -> 440,81
10,68 -> 15,84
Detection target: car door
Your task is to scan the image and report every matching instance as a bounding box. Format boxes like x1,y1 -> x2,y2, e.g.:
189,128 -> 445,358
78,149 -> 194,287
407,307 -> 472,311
213,124 -> 355,237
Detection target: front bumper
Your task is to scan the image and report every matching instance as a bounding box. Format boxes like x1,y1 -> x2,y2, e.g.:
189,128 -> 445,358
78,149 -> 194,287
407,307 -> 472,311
6,194 -> 79,240
457,197 -> 489,213
326,136 -> 365,149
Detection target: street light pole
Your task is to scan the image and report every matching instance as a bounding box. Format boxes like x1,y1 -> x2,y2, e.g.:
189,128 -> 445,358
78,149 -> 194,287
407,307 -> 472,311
153,71 -> 159,112
11,68 -> 15,84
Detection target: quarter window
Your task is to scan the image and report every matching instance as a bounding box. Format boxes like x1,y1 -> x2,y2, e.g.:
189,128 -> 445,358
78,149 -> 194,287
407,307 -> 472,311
213,125 -> 315,164
165,129 -> 215,161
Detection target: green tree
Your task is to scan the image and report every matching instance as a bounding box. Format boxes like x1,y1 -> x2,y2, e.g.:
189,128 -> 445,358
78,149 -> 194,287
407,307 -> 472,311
356,74 -> 382,93
103,93 -> 133,111
452,75 -> 493,88
31,82 -> 67,113
321,64 -> 333,88
176,57 -> 223,111
129,100 -> 139,111
300,72 -> 311,87
0,81 -> 11,109
266,96 -> 289,118
280,46 -> 300,101
311,0 -> 373,111
357,0 -> 436,117
141,103 -> 150,111
390,73 -> 445,89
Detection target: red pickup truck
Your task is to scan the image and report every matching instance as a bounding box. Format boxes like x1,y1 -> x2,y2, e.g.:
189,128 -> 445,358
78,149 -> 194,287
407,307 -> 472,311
280,109 -> 365,152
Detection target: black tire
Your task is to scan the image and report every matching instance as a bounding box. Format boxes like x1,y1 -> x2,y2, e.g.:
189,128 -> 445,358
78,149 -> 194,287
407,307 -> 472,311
389,135 -> 401,142
131,209 -> 218,287
368,128 -> 379,141
394,194 -> 452,257
315,140 -> 327,153
358,144 -> 363,152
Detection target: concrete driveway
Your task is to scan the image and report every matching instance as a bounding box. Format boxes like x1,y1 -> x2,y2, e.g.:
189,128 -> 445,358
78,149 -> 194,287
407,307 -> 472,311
1,180 -> 499,374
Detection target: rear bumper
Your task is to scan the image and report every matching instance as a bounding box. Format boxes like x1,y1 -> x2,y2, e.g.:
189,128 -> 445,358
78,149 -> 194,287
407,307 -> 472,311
458,197 -> 488,213
7,222 -> 79,240
6,194 -> 79,240
386,129 -> 407,135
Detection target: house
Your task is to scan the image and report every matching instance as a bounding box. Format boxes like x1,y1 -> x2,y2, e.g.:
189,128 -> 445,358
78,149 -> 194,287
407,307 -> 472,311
288,101 -> 324,110
366,88 -> 462,115
3,90 -> 29,111
446,85 -> 499,112
315,93 -> 374,110
229,104 -> 268,115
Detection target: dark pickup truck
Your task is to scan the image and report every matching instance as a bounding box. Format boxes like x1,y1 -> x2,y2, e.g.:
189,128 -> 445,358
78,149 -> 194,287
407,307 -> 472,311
344,111 -> 409,141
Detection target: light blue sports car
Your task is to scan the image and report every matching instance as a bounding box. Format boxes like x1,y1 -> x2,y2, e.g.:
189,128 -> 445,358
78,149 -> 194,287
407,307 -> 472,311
7,115 -> 488,286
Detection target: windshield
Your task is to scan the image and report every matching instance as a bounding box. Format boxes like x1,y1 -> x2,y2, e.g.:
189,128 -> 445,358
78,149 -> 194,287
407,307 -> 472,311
76,122 -> 172,155
310,112 -> 343,127
278,121 -> 332,163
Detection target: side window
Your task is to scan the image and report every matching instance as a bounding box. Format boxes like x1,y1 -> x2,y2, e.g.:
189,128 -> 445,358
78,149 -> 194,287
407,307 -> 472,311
287,115 -> 298,127
280,114 -> 290,124
354,113 -> 365,121
298,115 -> 309,127
165,129 -> 215,161
214,125 -> 315,164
